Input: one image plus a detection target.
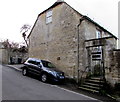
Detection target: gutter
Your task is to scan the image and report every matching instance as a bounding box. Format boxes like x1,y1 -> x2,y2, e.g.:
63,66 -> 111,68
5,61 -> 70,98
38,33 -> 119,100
77,16 -> 85,83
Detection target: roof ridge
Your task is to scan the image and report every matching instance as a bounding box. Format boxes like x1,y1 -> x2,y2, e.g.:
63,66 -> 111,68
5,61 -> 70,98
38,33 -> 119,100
56,0 -> 64,3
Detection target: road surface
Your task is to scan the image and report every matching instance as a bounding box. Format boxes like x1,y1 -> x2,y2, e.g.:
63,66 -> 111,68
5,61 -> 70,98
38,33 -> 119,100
2,65 -> 99,101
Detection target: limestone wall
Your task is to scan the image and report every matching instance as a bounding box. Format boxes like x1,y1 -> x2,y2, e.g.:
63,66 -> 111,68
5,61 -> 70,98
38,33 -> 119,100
0,48 -> 9,64
0,49 -> 2,64
29,2 -> 117,80
29,3 -> 83,78
105,49 -> 120,86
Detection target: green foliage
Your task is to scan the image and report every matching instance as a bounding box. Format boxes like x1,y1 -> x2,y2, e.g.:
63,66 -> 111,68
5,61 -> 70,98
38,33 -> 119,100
94,64 -> 101,76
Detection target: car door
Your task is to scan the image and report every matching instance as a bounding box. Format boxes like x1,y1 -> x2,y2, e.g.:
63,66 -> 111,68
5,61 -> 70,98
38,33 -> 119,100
35,61 -> 42,75
27,60 -> 37,73
26,60 -> 33,71
30,60 -> 41,75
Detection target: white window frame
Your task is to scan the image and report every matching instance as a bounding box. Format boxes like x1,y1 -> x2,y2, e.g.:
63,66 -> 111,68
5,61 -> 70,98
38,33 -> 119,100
95,30 -> 102,53
96,30 -> 101,39
46,10 -> 52,24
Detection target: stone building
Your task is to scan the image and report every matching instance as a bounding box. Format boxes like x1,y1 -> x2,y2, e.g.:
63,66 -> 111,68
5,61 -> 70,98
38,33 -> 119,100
28,1 -> 119,87
8,47 -> 28,64
0,42 -> 28,64
0,42 -> 9,64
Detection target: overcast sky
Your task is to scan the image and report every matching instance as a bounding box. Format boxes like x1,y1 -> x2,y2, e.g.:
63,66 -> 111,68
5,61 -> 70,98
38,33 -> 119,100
0,0 -> 119,43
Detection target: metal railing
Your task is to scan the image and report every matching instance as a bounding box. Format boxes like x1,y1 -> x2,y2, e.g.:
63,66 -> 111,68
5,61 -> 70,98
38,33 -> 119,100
79,66 -> 89,85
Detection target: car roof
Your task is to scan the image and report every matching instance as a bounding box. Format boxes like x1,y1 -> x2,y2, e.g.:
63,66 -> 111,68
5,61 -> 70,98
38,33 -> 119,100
27,58 -> 41,62
27,58 -> 51,63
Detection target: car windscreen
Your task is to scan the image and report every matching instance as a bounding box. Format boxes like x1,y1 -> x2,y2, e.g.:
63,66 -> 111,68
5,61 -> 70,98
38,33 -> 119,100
41,60 -> 56,68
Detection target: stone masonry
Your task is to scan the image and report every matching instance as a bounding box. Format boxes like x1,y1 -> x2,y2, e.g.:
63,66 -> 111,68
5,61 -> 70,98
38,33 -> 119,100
28,1 -> 118,85
106,50 -> 120,86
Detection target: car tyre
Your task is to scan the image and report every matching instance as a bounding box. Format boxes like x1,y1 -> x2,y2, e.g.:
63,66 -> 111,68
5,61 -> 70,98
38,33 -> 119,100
41,74 -> 47,82
22,68 -> 28,76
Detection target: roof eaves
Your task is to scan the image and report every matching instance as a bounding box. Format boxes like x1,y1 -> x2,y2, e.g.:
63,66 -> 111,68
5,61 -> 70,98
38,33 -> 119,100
62,2 -> 117,39
83,16 -> 117,39
27,16 -> 39,38
28,1 -> 65,38
38,1 -> 64,16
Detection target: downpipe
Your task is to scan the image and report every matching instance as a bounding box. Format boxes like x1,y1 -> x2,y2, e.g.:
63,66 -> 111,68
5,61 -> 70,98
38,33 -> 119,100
77,16 -> 85,84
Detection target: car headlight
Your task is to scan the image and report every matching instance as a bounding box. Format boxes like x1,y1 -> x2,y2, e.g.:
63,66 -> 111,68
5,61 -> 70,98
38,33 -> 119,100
48,71 -> 57,77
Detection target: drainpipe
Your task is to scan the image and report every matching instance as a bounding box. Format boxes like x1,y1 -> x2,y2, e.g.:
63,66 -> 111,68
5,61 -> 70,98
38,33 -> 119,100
101,45 -> 105,80
77,16 -> 85,84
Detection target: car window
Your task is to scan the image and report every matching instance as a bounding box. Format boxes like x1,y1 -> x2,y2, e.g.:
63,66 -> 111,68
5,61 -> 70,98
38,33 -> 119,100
36,62 -> 41,65
36,62 -> 39,65
41,60 -> 56,68
28,60 -> 36,65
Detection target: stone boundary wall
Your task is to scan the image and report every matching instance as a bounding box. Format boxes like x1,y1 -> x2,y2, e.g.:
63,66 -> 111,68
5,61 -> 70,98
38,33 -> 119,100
105,49 -> 120,86
113,50 -> 120,83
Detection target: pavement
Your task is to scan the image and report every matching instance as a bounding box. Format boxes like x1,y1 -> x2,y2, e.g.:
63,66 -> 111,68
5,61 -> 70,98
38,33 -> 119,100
6,64 -> 24,71
5,64 -> 119,102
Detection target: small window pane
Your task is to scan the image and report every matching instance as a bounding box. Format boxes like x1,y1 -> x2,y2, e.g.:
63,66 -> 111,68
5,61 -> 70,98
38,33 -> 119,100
46,16 -> 52,24
46,10 -> 52,17
96,30 -> 101,38
46,10 -> 52,24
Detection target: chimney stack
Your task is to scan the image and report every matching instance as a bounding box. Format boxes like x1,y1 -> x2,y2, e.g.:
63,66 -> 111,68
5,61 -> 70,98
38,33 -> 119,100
56,0 -> 64,2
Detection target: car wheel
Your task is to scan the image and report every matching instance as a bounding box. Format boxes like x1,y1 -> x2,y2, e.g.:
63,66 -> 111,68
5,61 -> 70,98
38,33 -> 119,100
41,74 -> 47,82
22,68 -> 27,76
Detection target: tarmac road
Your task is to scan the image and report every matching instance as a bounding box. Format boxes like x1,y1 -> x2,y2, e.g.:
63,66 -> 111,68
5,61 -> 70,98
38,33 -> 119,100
2,65 -> 100,101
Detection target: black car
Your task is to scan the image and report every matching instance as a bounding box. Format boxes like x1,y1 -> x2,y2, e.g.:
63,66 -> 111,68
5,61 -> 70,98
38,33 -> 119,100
22,58 -> 65,83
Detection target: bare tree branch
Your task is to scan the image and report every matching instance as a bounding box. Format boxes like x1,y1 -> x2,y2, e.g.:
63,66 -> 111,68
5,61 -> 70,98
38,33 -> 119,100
20,24 -> 31,48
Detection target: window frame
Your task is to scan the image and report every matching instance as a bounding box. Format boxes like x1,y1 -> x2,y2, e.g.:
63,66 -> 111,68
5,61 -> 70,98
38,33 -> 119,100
96,29 -> 102,39
46,9 -> 52,24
